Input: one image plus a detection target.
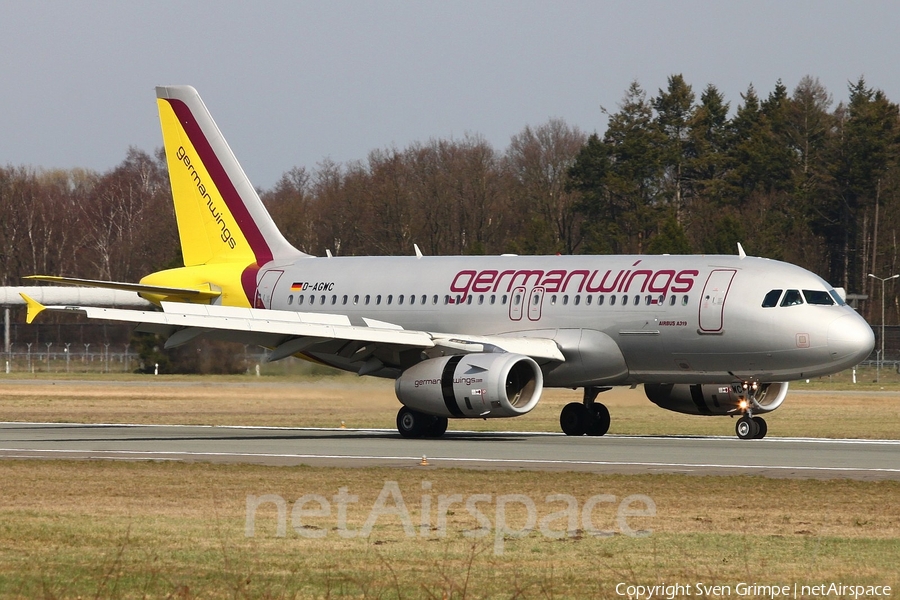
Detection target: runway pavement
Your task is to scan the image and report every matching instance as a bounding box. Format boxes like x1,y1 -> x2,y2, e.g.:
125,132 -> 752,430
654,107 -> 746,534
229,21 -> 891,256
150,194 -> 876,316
2,422 -> 899,480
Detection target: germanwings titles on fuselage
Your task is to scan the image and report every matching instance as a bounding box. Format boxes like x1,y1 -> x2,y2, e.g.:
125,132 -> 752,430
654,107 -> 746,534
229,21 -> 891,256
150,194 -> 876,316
448,261 -> 697,300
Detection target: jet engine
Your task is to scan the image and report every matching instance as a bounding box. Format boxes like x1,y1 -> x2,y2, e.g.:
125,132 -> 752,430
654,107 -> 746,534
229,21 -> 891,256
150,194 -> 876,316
395,353 -> 542,418
644,382 -> 789,416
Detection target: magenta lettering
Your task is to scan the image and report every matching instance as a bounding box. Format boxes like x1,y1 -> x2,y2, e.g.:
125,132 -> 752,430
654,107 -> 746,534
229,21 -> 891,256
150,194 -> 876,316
449,266 -> 698,299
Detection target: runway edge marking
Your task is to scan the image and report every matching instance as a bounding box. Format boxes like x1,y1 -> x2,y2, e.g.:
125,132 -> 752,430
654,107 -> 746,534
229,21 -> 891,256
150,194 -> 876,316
1,447 -> 899,476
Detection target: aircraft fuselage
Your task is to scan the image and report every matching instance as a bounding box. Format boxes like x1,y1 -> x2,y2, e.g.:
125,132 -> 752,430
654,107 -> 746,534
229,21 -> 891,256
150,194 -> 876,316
253,253 -> 873,387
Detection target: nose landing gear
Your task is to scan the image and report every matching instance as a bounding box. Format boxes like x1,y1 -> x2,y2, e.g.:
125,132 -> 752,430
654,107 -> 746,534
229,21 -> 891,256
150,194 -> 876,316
734,381 -> 768,440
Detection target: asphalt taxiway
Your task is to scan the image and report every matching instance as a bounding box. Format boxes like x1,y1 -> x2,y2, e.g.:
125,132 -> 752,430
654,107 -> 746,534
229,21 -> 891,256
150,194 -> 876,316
1,422 -> 898,480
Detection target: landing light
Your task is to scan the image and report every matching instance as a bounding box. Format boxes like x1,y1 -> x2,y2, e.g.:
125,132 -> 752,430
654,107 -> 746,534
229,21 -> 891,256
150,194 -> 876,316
739,400 -> 749,410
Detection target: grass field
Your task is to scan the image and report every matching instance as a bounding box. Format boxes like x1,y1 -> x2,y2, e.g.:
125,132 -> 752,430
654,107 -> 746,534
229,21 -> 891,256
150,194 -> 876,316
0,371 -> 898,597
0,461 -> 898,598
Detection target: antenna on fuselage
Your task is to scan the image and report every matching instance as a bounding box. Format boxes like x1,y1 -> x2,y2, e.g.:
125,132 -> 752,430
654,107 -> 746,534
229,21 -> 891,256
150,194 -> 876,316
325,249 -> 333,258
737,243 -> 747,260
414,244 -> 423,259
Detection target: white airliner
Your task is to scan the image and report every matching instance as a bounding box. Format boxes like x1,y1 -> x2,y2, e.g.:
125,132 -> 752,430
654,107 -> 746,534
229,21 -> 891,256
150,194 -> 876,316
22,86 -> 875,440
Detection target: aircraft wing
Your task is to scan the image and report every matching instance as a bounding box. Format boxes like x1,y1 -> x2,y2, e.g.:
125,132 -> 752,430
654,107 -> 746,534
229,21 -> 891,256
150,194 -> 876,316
20,295 -> 565,376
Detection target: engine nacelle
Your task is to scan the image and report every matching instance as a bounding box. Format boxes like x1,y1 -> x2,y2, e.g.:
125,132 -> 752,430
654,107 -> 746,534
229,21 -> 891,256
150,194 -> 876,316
644,382 -> 789,416
395,353 -> 542,418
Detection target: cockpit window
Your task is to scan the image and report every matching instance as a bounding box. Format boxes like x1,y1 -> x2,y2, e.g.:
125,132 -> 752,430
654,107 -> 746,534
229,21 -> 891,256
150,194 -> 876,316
780,289 -> 804,306
762,289 -> 782,308
803,290 -> 835,306
829,289 -> 846,306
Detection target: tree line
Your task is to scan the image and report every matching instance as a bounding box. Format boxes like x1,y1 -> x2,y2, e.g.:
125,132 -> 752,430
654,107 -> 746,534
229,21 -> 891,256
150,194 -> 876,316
2,75 -> 899,325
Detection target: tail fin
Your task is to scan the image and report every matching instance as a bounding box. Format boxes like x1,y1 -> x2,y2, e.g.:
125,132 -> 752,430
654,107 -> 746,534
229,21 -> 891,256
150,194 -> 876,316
156,85 -> 306,267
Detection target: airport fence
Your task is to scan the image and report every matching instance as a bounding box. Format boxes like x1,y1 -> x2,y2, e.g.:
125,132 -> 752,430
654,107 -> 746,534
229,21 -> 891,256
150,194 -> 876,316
0,345 -> 296,375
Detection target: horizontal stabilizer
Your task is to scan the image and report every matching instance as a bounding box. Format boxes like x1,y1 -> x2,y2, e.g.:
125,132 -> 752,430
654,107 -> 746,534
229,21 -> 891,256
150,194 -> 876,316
24,275 -> 221,301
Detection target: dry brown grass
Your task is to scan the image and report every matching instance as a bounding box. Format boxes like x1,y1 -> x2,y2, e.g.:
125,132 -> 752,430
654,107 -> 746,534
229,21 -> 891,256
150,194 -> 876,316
1,373 -> 898,596
1,375 -> 899,438
0,460 -> 898,598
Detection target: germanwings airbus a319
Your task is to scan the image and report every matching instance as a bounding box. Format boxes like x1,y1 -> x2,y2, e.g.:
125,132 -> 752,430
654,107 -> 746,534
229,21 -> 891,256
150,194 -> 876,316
22,86 -> 875,440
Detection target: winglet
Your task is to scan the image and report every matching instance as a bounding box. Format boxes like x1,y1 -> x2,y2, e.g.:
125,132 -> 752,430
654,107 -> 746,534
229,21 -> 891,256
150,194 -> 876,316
737,242 -> 747,260
19,293 -> 46,324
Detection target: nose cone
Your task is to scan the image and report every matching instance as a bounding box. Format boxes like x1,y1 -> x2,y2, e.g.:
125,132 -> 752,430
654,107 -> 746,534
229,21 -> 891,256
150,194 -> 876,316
828,313 -> 875,367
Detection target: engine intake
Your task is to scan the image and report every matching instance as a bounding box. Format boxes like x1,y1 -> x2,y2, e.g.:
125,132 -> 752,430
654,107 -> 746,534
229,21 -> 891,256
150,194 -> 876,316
644,382 -> 789,416
395,353 -> 542,418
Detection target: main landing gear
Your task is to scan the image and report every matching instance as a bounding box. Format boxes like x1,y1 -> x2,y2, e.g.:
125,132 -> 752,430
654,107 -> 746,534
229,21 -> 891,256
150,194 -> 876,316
396,407 -> 448,439
560,386 -> 611,436
734,381 -> 768,440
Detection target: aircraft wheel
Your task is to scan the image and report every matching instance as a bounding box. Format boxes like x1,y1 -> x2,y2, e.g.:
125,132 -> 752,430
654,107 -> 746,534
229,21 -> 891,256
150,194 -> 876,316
735,415 -> 759,440
425,416 -> 449,438
560,402 -> 589,436
586,403 -> 611,436
752,416 -> 768,439
397,407 -> 427,439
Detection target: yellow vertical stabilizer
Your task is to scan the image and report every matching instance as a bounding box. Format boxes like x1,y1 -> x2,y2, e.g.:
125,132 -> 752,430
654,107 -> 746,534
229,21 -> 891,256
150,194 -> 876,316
155,85 -> 304,268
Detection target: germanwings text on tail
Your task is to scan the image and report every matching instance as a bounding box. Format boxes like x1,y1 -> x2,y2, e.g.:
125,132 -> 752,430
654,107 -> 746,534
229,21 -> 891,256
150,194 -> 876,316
21,85 -> 874,440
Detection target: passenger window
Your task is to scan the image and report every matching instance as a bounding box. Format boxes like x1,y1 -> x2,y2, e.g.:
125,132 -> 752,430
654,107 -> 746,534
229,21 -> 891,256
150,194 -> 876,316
466,295 -> 473,305
490,295 -> 496,305
574,295 -> 581,306
563,295 -> 569,305
762,289 -> 783,308
443,295 -> 449,305
376,295 -> 382,305
803,290 -> 835,306
669,295 -> 676,306
550,295 -> 557,306
502,295 -> 508,305
621,295 -> 628,306
409,295 -> 415,305
681,295 -> 689,306
633,295 -> 640,306
431,295 -> 437,304
298,295 -> 304,306
342,295 -> 347,305
586,295 -> 592,306
365,295 -> 370,305
645,295 -> 652,306
398,295 -> 404,305
479,294 -> 484,305
320,295 -> 326,305
309,295 -> 315,306
610,295 -> 616,306
514,293 -> 522,305
598,295 -> 604,306
288,295 -> 293,305
781,290 -> 803,307
387,295 -> 393,305
331,295 -> 336,304
353,295 -> 358,305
